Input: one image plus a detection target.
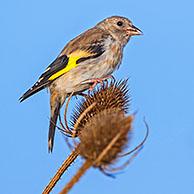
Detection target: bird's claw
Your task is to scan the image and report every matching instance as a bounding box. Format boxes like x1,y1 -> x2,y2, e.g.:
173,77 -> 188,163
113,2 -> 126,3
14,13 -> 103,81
81,75 -> 115,93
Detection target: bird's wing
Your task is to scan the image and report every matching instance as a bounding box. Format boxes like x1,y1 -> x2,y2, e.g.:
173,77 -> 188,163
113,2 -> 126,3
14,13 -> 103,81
45,27 -> 108,81
19,28 -> 108,102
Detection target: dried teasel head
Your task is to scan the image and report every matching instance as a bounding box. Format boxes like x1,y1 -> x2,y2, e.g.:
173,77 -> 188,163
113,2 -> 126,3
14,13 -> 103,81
60,109 -> 148,194
78,108 -> 133,169
70,80 -> 130,136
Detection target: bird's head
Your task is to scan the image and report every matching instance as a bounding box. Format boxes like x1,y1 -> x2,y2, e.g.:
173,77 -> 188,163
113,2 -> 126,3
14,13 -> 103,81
97,16 -> 142,46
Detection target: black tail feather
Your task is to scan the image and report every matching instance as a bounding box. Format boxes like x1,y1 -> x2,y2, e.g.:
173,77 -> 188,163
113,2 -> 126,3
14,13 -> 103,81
48,101 -> 61,153
19,81 -> 49,102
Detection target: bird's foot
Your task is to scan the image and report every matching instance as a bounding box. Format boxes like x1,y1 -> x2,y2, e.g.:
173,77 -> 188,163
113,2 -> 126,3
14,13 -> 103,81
81,75 -> 114,92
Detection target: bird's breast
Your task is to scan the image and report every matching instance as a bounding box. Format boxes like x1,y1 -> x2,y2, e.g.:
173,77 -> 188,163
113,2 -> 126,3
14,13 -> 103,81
106,42 -> 123,70
79,39 -> 123,74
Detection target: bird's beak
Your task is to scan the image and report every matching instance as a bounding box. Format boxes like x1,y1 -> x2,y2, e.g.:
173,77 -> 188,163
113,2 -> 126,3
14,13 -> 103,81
127,25 -> 143,36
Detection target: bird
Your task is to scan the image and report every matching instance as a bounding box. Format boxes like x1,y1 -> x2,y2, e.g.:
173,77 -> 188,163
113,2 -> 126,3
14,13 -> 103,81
19,15 -> 142,152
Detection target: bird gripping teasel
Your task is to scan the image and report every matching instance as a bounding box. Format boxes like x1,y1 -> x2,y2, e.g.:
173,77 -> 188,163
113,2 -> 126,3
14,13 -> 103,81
19,16 -> 142,152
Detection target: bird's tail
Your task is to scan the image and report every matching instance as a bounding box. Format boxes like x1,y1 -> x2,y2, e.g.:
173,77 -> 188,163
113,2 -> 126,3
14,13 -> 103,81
19,80 -> 49,102
48,91 -> 64,153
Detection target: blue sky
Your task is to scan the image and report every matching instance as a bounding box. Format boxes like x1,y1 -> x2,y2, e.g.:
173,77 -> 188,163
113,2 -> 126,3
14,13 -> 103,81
1,0 -> 194,193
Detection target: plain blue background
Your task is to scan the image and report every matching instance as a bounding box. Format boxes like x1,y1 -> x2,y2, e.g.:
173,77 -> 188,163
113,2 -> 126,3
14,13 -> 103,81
1,0 -> 194,193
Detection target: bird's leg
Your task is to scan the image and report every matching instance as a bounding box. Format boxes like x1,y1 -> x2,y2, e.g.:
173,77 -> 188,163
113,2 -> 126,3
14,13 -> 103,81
81,75 -> 114,91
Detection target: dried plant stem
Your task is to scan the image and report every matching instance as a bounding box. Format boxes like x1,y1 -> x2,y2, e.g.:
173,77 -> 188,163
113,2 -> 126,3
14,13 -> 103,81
60,160 -> 92,194
42,148 -> 79,194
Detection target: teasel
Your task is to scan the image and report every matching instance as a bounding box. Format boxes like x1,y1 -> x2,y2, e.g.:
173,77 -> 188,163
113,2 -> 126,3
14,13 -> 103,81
60,108 -> 147,194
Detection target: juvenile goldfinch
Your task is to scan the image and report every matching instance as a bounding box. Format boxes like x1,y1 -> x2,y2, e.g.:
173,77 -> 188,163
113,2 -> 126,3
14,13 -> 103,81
19,16 -> 142,152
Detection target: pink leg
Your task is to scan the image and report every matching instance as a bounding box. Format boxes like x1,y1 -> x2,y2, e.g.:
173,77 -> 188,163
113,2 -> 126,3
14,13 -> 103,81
81,75 -> 114,91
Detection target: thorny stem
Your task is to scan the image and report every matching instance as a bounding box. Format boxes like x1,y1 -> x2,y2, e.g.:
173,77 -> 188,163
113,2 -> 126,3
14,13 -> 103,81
42,147 -> 80,194
60,160 -> 92,194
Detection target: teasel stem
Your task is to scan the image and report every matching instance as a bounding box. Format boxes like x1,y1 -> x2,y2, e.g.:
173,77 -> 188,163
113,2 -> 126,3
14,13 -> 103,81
42,147 -> 80,194
60,160 -> 92,194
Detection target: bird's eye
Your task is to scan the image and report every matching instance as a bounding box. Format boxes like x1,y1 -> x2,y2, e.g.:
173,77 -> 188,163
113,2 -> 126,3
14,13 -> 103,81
117,21 -> 123,26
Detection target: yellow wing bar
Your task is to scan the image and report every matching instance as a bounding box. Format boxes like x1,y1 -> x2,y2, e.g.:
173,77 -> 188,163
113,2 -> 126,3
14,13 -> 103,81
48,50 -> 93,81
